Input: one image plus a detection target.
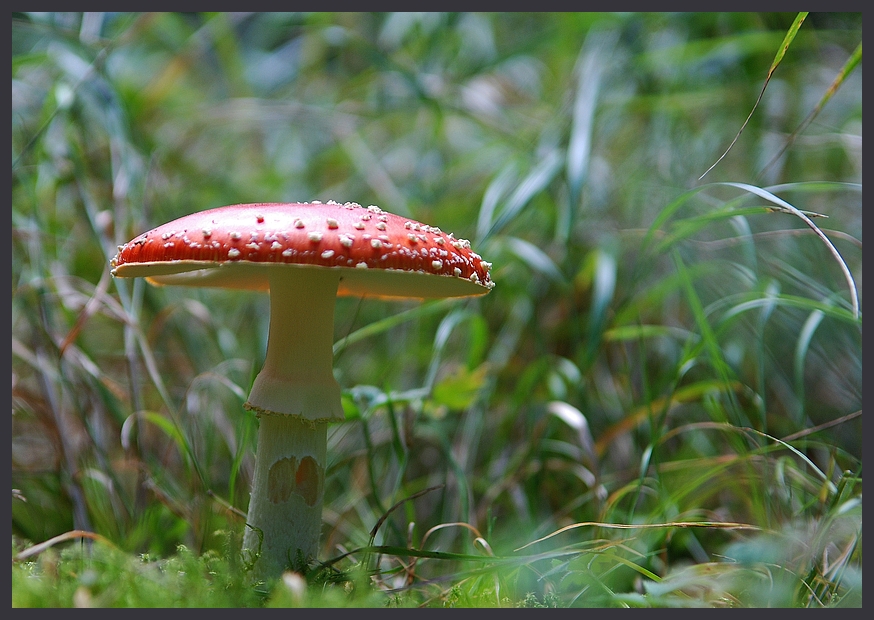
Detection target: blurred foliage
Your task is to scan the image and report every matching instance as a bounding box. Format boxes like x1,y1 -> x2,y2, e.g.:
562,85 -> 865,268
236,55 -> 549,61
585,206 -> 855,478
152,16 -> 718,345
12,12 -> 861,607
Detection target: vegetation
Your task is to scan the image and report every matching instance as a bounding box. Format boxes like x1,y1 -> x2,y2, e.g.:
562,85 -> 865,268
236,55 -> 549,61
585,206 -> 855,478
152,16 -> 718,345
12,12 -> 862,607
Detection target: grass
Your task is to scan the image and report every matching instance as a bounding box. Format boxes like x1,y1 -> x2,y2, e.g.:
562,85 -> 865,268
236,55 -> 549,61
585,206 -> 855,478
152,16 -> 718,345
11,12 -> 862,607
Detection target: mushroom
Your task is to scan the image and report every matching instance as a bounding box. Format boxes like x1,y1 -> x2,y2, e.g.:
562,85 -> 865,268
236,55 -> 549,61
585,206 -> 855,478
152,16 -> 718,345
110,200 -> 494,580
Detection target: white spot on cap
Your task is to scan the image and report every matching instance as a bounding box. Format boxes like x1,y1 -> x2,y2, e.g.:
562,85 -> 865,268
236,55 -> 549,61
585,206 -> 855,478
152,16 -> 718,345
271,241 -> 283,250
321,250 -> 335,259
294,219 -> 305,229
431,260 -> 443,271
354,222 -> 365,230
339,235 -> 354,247
256,214 -> 264,223
230,231 -> 242,240
202,229 -> 212,238
371,239 -> 383,249
356,261 -> 368,269
308,232 -> 323,242
228,248 -> 241,259
326,218 -> 339,229
282,249 -> 293,257
453,267 -> 463,277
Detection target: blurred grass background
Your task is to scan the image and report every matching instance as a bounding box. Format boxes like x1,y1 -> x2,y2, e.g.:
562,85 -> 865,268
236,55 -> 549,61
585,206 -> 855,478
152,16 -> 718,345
11,12 -> 861,607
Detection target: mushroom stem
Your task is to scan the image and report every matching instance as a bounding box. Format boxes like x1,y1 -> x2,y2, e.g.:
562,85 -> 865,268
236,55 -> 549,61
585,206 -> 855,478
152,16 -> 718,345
242,415 -> 327,577
242,267 -> 344,579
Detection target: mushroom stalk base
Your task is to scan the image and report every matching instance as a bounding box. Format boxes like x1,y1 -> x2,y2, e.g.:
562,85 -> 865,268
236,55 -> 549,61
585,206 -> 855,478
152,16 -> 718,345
243,414 -> 327,579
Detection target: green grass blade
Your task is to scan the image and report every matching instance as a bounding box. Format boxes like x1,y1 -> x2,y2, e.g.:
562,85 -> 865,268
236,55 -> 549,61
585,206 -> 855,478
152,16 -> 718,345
758,42 -> 862,180
698,12 -> 808,180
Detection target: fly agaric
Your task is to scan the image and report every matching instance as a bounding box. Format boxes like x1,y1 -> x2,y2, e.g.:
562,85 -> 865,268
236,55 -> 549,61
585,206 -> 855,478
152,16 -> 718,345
110,201 -> 494,580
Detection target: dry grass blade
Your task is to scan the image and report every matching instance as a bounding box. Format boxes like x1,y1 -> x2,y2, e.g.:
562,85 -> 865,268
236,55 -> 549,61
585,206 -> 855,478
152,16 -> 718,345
779,410 -> 861,443
369,485 -> 446,545
14,530 -> 117,562
515,521 -> 762,553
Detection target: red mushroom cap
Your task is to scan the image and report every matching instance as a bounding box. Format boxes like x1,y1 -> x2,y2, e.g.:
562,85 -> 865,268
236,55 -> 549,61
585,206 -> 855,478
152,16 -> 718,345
110,201 -> 494,299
